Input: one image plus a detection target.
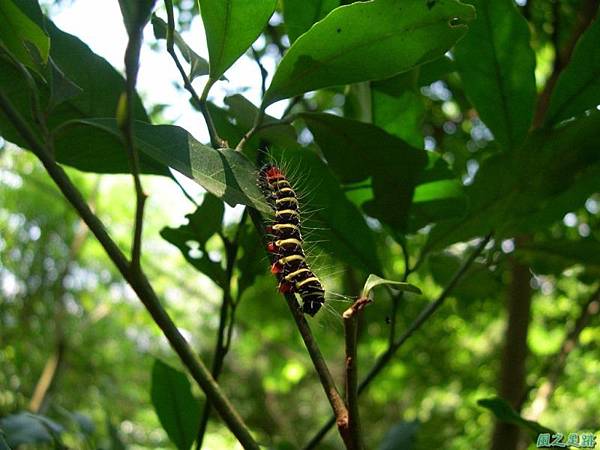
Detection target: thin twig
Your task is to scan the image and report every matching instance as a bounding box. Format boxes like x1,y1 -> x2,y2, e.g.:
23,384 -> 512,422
236,107 -> 266,151
196,209 -> 247,450
248,207 -> 352,449
303,233 -> 493,449
343,299 -> 371,450
120,16 -> 148,270
0,90 -> 260,450
163,0 -> 224,148
251,46 -> 268,97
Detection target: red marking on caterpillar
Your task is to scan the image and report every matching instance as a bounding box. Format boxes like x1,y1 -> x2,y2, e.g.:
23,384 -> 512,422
258,163 -> 325,316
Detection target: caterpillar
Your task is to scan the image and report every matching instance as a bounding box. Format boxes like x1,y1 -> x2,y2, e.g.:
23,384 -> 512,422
258,163 -> 325,316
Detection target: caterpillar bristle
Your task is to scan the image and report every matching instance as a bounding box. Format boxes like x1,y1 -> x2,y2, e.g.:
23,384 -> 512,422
258,163 -> 326,316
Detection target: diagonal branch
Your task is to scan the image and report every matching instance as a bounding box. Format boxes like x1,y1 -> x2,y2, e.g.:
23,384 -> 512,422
303,233 -> 492,449
0,89 -> 259,450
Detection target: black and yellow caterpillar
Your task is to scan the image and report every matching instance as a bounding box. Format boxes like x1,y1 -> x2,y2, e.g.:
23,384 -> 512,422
258,164 -> 325,316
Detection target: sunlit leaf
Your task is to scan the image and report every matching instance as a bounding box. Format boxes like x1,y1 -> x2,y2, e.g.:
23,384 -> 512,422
151,360 -> 202,450
199,0 -> 276,80
454,0 -> 536,150
362,274 -> 421,299
263,0 -> 475,106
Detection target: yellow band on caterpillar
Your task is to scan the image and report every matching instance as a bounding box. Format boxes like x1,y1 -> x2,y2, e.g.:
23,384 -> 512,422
276,209 -> 299,217
277,187 -> 294,194
273,223 -> 298,232
276,179 -> 291,186
284,268 -> 310,281
296,277 -> 320,288
275,238 -> 302,247
275,197 -> 299,205
278,254 -> 305,265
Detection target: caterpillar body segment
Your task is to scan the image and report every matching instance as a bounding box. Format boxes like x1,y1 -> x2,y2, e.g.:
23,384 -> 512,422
258,164 -> 325,316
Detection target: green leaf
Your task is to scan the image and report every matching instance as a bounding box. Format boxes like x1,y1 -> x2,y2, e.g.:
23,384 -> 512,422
199,0 -> 277,79
237,222 -> 266,297
454,0 -> 536,150
283,0 -> 340,43
300,112 -> 428,229
545,18 -> 600,126
0,0 -> 49,71
362,274 -> 421,299
378,421 -> 419,450
427,112 -> 600,250
160,194 -> 227,286
47,56 -> 83,109
151,14 -> 210,81
477,397 -> 553,441
107,419 -> 127,450
263,0 -> 475,106
151,360 -> 202,450
0,413 -> 63,447
55,118 -> 270,212
270,146 -> 381,274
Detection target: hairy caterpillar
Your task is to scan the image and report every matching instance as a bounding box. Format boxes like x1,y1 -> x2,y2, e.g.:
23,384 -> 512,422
258,163 -> 325,316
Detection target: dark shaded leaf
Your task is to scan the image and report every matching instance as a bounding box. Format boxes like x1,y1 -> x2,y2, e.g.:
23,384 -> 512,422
264,0 -> 475,105
454,0 -> 536,150
151,14 -> 210,81
161,194 -> 226,286
151,359 -> 202,450
237,222 -> 266,297
118,0 -> 156,35
47,56 -> 83,109
546,18 -> 600,126
283,0 -> 340,43
378,420 -> 419,450
300,112 -> 428,229
199,0 -> 277,80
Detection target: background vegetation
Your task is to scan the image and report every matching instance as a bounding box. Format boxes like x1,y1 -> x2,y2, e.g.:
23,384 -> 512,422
0,0 -> 599,449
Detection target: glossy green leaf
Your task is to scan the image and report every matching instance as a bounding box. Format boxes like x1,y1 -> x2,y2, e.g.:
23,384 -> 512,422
477,397 -> 553,441
199,0 -> 276,79
151,14 -> 210,81
0,0 -> 49,71
454,0 -> 536,150
263,0 -> 475,106
270,146 -> 381,273
283,0 -> 340,43
55,118 -> 270,212
378,421 -> 419,450
545,18 -> 600,126
300,112 -> 428,229
151,359 -> 201,450
427,112 -> 600,250
160,194 -> 226,287
362,274 -> 421,299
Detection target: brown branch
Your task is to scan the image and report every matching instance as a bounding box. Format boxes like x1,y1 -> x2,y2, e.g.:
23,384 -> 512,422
163,0 -> 224,148
248,207 -> 352,448
0,90 -> 259,450
343,299 -> 371,450
119,15 -> 148,270
303,233 -> 492,449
